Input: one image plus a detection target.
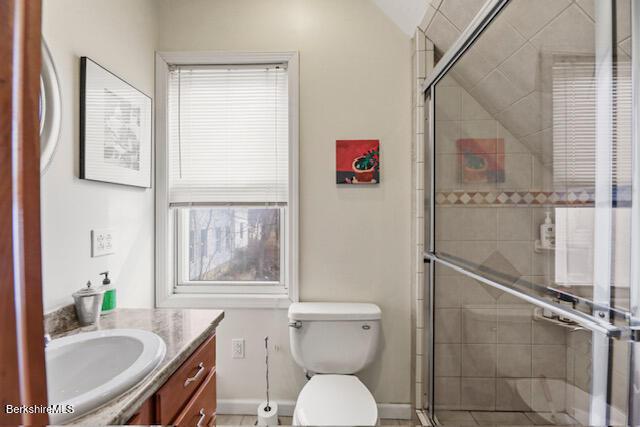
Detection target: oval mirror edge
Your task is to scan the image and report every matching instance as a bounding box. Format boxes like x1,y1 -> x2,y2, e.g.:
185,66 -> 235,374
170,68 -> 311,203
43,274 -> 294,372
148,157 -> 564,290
40,38 -> 62,175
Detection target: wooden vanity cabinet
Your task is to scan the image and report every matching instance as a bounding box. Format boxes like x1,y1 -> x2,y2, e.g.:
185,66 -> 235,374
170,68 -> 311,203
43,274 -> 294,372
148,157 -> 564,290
127,334 -> 216,426
156,334 -> 216,424
126,398 -> 154,425
172,370 -> 216,427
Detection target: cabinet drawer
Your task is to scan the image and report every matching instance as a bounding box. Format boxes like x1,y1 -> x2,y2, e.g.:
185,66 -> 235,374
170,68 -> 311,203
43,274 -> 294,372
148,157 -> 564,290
126,398 -> 154,425
173,370 -> 216,427
156,335 -> 216,424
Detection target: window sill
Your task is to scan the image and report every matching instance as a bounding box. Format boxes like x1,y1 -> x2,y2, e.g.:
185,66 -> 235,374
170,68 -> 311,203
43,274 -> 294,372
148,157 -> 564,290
157,292 -> 294,309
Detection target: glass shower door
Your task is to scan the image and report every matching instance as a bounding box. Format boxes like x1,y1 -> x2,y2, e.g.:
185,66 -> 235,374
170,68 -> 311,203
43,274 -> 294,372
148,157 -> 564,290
431,263 -> 617,426
424,0 -> 638,425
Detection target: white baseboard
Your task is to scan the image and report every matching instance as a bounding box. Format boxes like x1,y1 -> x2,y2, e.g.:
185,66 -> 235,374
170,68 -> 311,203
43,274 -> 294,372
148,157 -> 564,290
217,399 -> 296,417
217,399 -> 412,420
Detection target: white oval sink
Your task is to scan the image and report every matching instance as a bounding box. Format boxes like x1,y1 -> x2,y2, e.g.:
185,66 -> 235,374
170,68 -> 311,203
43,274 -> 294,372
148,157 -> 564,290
46,329 -> 166,424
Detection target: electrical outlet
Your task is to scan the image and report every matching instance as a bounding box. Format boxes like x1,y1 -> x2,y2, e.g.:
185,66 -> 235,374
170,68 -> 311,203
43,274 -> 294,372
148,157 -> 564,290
91,228 -> 116,257
232,338 -> 245,359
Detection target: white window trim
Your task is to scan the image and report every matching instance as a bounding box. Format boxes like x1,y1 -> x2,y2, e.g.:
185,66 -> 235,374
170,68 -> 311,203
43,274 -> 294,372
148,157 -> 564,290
155,50 -> 299,309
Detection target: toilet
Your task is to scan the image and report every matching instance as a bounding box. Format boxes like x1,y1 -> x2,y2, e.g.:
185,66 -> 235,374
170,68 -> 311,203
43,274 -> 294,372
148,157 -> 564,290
288,302 -> 382,426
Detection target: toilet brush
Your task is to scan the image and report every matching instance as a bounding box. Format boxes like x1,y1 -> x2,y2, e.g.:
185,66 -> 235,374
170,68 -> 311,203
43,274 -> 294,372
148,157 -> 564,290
257,336 -> 278,426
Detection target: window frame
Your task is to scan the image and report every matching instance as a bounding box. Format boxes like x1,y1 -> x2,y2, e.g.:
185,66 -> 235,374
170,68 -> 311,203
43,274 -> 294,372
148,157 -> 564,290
155,51 -> 299,309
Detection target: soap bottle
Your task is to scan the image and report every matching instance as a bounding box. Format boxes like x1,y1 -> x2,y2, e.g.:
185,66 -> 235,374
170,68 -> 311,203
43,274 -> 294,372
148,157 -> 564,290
100,271 -> 116,315
540,211 -> 555,248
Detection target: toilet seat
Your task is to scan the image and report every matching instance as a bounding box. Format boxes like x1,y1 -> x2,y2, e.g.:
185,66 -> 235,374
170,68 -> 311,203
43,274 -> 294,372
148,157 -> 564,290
292,374 -> 378,426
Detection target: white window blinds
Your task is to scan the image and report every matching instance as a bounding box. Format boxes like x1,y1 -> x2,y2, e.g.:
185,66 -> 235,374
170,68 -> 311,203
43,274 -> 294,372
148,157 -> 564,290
168,64 -> 289,204
552,58 -> 631,190
552,59 -> 597,189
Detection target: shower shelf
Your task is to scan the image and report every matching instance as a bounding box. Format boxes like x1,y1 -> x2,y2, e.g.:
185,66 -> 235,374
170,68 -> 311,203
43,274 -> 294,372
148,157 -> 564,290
533,307 -> 584,331
534,240 -> 555,253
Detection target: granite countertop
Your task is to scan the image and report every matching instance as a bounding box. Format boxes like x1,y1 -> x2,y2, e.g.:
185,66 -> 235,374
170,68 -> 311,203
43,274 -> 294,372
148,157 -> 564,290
48,308 -> 224,426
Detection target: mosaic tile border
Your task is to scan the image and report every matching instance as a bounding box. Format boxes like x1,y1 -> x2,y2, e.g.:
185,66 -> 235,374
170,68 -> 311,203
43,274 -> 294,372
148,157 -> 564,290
435,190 -> 596,206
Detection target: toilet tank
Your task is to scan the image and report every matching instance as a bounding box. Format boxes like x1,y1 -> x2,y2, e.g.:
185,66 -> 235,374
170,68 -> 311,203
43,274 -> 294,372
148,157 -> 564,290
288,302 -> 381,374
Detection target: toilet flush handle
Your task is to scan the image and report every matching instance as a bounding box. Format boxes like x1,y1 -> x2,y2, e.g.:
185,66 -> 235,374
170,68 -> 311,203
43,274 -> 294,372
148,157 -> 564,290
288,320 -> 302,329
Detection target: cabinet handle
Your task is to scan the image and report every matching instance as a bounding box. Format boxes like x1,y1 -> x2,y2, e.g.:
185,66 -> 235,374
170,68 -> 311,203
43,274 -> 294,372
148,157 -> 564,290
184,362 -> 206,387
196,408 -> 206,427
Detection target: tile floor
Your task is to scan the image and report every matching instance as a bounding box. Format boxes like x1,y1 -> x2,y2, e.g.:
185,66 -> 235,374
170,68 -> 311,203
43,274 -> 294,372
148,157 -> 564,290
215,415 -> 417,426
434,410 -> 580,426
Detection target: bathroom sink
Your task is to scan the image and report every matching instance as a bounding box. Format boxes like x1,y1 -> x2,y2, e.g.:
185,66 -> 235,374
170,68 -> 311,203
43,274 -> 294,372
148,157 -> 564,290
46,329 -> 166,424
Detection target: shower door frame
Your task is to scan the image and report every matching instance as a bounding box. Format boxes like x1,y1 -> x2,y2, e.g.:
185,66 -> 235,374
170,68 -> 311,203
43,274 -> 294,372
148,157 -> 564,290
420,1 -> 640,425
629,2 -> 640,423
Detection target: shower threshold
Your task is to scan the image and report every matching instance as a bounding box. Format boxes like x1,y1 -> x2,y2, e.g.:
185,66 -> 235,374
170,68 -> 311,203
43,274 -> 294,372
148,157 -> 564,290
433,410 -> 580,426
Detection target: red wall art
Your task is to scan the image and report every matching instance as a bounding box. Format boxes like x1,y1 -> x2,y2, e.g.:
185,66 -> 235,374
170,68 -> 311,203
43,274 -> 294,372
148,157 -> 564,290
336,139 -> 380,184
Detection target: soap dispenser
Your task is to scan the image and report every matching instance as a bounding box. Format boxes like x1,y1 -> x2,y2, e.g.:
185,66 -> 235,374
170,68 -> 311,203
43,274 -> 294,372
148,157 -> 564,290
72,281 -> 105,326
100,271 -> 116,315
540,210 -> 555,248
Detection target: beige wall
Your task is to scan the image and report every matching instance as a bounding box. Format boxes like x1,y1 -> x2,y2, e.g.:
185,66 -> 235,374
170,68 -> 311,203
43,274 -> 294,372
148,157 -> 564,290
41,0 -> 158,311
156,0 -> 413,407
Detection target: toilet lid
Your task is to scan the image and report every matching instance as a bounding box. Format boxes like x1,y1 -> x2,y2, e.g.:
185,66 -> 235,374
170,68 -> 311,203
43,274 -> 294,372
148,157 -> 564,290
294,375 -> 377,426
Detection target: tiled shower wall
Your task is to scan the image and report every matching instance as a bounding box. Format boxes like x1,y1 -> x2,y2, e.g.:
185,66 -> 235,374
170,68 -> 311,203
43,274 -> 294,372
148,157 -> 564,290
410,27 -> 433,411
434,265 -> 569,413
432,61 -> 567,414
434,74 -> 555,292
422,0 -> 632,174
433,268 -> 628,425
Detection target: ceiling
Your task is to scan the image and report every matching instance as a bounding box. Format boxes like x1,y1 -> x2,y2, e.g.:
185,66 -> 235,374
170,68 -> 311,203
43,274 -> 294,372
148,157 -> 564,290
371,0 -> 428,36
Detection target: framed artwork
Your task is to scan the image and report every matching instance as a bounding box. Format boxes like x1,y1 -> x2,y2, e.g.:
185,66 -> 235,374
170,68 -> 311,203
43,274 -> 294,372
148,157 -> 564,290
456,138 -> 505,184
80,57 -> 152,188
336,139 -> 380,184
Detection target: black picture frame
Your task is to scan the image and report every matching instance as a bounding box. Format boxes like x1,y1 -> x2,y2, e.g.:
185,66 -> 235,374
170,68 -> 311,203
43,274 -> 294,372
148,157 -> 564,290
80,56 -> 152,188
